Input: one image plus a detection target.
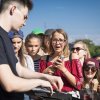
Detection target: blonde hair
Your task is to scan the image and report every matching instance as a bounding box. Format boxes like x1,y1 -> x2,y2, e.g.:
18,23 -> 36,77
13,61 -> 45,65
74,40 -> 91,59
50,29 -> 69,57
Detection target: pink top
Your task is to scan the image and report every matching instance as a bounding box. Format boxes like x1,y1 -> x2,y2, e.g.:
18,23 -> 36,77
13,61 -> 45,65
39,58 -> 83,92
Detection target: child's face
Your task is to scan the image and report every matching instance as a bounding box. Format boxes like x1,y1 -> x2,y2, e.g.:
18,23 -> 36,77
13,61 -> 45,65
26,38 -> 41,57
12,37 -> 23,54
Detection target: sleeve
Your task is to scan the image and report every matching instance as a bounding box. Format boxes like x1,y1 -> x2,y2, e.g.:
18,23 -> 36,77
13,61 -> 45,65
71,59 -> 83,90
39,60 -> 47,73
25,55 -> 35,71
0,38 -> 8,64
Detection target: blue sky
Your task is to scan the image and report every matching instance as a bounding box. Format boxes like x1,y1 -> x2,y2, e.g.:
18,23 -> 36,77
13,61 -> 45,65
22,0 -> 100,45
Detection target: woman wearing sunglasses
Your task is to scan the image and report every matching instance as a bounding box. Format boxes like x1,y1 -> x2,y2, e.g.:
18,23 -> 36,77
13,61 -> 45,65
80,58 -> 100,100
71,40 -> 91,66
70,41 -> 91,85
82,58 -> 100,91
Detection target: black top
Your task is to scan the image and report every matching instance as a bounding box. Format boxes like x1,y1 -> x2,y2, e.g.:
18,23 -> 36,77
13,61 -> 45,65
0,27 -> 24,100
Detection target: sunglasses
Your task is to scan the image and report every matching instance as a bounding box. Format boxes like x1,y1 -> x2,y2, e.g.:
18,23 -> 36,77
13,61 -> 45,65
84,66 -> 97,72
71,47 -> 85,52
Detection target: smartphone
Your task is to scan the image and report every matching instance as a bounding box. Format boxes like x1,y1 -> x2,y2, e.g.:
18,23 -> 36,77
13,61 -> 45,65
60,55 -> 64,60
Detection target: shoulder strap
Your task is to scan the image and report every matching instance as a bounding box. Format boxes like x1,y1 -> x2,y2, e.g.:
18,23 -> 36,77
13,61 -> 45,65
46,55 -> 50,67
69,54 -> 72,72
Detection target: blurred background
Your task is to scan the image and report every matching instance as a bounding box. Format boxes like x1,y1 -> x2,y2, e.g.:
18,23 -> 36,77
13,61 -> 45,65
22,0 -> 100,56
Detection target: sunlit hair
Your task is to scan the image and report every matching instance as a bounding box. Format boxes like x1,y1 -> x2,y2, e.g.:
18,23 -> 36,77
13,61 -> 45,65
25,33 -> 42,47
18,42 -> 26,66
74,40 -> 91,59
50,29 -> 69,57
0,0 -> 33,13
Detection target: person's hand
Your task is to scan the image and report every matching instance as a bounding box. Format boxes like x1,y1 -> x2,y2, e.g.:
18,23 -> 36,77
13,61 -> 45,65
71,53 -> 79,59
43,65 -> 56,75
40,80 -> 53,95
46,75 -> 63,92
91,79 -> 99,91
53,58 -> 66,72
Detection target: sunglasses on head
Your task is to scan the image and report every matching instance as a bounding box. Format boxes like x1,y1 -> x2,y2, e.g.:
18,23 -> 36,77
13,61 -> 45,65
71,47 -> 85,52
84,65 -> 97,72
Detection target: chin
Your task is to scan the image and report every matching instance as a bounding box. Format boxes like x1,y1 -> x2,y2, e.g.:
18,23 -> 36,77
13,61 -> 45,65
86,75 -> 94,79
31,53 -> 36,56
11,28 -> 19,32
56,50 -> 61,53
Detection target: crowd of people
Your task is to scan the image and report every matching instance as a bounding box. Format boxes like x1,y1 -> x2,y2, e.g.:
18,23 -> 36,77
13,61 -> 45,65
7,28 -> 100,100
0,0 -> 100,100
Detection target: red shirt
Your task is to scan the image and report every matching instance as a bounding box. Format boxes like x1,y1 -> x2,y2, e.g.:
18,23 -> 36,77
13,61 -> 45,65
39,59 -> 83,92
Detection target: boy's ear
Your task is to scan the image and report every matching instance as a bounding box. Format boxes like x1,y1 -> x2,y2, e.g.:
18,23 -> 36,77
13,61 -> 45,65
9,5 -> 16,15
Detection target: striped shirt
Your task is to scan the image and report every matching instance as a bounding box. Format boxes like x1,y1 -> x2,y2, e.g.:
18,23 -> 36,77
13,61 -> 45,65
34,59 -> 40,72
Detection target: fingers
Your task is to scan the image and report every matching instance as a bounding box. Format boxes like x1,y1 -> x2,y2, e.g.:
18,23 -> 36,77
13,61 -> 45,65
52,76 -> 63,92
51,81 -> 58,90
54,59 -> 62,65
90,79 -> 99,89
57,77 -> 63,92
57,58 -> 62,62
48,70 -> 54,75
48,84 -> 53,95
43,81 -> 53,95
71,53 -> 79,59
46,74 -> 63,92
91,79 -> 99,84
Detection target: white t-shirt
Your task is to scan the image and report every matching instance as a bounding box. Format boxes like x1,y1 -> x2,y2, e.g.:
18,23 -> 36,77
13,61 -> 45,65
24,54 -> 35,71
